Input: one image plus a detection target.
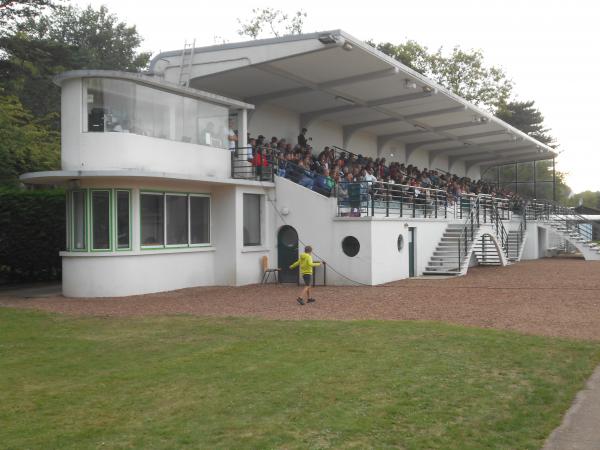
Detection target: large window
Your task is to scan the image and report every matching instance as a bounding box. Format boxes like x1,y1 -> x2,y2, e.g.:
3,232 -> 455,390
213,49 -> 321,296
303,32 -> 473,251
116,190 -> 131,250
91,190 -> 111,250
166,194 -> 188,246
67,189 -> 131,252
243,194 -> 262,246
140,193 -> 164,247
84,78 -> 229,148
190,195 -> 210,244
71,190 -> 87,250
141,192 -> 211,248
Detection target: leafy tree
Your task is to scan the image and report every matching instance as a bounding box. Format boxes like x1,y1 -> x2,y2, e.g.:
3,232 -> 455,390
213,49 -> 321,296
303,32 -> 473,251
0,93 -> 59,186
567,191 -> 600,209
370,41 -> 513,112
495,100 -> 555,146
237,8 -> 306,39
0,0 -> 56,32
0,4 -> 151,121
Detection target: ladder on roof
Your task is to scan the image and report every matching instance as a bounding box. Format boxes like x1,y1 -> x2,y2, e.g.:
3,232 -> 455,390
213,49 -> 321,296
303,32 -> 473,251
178,39 -> 196,87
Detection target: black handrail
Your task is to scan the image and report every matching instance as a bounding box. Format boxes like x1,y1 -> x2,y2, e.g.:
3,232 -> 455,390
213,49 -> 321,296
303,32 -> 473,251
457,196 -> 481,271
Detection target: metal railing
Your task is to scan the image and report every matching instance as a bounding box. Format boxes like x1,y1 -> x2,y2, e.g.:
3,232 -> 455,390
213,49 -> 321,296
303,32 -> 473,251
457,196 -> 481,269
526,199 -> 598,243
335,180 -> 511,220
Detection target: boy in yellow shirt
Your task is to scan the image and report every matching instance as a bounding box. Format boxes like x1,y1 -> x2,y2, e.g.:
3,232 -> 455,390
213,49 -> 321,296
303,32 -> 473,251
290,245 -> 321,305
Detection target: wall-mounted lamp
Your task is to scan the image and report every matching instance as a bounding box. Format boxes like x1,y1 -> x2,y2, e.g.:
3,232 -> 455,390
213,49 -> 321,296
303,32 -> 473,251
342,41 -> 353,51
422,85 -> 434,93
280,207 -> 290,216
403,222 -> 409,228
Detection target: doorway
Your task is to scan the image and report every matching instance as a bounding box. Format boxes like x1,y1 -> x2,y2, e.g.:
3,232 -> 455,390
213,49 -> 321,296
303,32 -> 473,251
408,227 -> 416,277
278,225 -> 299,283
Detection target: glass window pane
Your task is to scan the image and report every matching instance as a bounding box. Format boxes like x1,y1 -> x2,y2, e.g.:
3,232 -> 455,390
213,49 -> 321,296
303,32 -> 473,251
243,194 -> 261,246
72,191 -> 86,250
141,193 -> 164,246
535,159 -> 555,182
86,78 -> 134,133
116,191 -> 130,249
92,191 -> 110,250
190,196 -> 210,244
166,195 -> 188,245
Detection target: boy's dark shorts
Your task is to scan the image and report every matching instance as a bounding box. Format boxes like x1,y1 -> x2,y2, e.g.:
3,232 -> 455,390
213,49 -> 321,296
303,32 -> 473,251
302,274 -> 312,286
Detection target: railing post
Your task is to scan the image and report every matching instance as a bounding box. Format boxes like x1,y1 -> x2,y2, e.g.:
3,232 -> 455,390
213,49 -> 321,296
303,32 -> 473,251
434,192 -> 438,218
386,193 -> 389,217
458,238 -> 461,269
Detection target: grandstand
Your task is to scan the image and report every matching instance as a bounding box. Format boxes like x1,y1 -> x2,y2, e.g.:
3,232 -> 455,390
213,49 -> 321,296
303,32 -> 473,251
20,30 -> 600,297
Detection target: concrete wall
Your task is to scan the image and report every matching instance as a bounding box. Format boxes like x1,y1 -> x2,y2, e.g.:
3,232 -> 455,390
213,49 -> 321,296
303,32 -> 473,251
61,178 -> 279,297
61,78 -> 231,179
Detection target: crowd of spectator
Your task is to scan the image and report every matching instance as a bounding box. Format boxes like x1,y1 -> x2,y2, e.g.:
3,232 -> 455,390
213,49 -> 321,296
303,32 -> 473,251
243,130 -> 521,208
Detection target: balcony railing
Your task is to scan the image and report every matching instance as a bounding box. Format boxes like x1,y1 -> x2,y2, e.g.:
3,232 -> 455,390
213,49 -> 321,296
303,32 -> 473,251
336,180 -> 510,220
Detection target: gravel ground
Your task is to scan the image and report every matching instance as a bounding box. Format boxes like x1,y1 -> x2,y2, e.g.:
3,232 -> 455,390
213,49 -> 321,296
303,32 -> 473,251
2,258 -> 600,340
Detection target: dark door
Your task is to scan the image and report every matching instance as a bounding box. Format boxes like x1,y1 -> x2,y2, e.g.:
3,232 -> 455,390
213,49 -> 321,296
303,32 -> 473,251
278,225 -> 299,283
408,227 -> 416,277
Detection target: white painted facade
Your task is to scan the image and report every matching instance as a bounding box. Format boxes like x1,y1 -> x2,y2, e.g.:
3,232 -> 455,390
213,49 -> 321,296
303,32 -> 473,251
21,31 -> 573,297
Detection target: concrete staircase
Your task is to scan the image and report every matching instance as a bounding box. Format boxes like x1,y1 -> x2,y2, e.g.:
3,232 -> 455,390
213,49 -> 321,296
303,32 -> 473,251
473,234 -> 503,266
423,224 -> 476,275
543,219 -> 600,260
507,230 -> 524,262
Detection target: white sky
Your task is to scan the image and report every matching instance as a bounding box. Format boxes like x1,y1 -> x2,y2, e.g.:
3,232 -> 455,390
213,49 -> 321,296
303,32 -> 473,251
74,0 -> 600,193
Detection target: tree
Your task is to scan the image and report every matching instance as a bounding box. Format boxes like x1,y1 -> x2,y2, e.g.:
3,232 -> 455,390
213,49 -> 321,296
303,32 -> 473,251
0,0 -> 55,32
237,8 -> 306,39
495,100 -> 555,147
567,191 -> 600,209
0,4 -> 151,122
0,93 -> 59,186
370,41 -> 513,112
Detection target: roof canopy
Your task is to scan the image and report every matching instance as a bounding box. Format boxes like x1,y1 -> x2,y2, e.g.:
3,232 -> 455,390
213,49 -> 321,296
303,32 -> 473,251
152,30 -> 556,169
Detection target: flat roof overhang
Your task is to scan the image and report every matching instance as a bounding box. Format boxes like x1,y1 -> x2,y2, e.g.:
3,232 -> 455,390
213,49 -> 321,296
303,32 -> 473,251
20,170 -> 274,188
155,30 -> 556,167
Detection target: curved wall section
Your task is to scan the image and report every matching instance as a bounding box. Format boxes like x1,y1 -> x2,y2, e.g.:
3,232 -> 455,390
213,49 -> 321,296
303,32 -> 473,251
60,76 -> 233,178
62,251 -> 216,297
72,132 -> 231,178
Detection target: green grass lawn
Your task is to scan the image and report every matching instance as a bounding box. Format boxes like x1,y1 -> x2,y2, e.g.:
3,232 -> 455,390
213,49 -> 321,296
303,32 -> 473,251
2,309 -> 600,450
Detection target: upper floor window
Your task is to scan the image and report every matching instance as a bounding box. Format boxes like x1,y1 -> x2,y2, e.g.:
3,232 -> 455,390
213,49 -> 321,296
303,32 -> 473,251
83,78 -> 229,149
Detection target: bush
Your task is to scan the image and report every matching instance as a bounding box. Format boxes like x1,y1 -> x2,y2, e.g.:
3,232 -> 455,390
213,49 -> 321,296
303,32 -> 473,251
0,188 -> 65,282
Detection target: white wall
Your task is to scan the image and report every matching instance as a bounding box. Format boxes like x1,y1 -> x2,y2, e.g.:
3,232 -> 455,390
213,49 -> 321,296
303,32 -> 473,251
348,131 -> 377,158
63,250 -> 216,297
249,104 -> 299,144
60,77 -> 232,179
61,178 -> 279,296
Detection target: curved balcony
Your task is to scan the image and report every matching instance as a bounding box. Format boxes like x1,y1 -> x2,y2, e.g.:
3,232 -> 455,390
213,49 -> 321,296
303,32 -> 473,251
58,71 -> 253,179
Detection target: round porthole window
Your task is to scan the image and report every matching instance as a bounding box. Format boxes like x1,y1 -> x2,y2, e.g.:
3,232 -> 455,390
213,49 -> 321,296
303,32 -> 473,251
397,234 -> 404,252
342,236 -> 360,257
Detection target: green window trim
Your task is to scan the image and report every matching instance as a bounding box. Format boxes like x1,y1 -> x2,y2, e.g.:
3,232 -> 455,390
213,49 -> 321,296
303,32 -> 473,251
66,188 -> 133,253
90,189 -> 113,252
115,189 -> 132,251
70,190 -> 88,252
140,191 -> 211,250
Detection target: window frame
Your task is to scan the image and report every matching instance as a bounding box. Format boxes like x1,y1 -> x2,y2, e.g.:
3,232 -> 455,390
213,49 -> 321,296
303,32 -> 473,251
189,193 -> 211,247
115,189 -> 132,251
140,190 -> 212,250
165,192 -> 189,248
69,189 -> 88,252
89,189 -> 113,252
140,191 -> 166,249
243,193 -> 262,247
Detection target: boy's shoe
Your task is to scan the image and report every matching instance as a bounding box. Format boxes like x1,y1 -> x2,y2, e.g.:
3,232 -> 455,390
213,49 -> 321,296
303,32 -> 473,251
296,297 -> 305,305
307,298 -> 316,303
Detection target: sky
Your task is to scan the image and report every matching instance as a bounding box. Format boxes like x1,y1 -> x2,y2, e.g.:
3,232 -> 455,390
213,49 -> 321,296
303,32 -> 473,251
73,0 -> 600,193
